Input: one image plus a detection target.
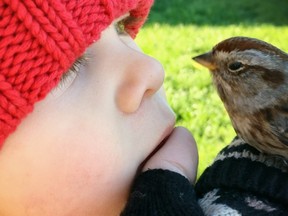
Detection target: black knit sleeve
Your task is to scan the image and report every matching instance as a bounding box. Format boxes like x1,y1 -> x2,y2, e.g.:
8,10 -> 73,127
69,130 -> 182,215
121,169 -> 204,216
195,137 -> 288,215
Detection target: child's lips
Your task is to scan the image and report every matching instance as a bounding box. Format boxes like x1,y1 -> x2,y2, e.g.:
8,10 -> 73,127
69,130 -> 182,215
151,126 -> 175,157
137,125 -> 175,173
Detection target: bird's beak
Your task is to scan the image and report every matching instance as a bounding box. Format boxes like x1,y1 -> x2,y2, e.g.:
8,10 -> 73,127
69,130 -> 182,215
192,51 -> 216,70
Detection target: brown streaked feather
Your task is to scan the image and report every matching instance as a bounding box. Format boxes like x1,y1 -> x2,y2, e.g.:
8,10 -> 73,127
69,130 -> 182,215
248,65 -> 286,87
266,104 -> 288,146
213,37 -> 288,61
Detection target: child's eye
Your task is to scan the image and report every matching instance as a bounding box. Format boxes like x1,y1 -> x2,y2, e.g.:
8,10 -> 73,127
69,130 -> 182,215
114,13 -> 131,35
56,54 -> 87,91
51,54 -> 88,96
115,19 -> 127,35
61,55 -> 86,81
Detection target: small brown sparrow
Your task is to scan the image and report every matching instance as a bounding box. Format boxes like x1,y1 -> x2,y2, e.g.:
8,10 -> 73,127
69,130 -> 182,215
193,36 -> 288,159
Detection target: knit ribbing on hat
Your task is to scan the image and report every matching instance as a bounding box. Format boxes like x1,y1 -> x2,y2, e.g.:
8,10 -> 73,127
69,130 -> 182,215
0,0 -> 154,146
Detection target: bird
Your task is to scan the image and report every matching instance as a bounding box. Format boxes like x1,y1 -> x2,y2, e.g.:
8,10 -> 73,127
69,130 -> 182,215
193,36 -> 288,159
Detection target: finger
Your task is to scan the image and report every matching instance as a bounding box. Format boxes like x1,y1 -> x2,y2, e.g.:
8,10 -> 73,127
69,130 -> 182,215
142,126 -> 199,183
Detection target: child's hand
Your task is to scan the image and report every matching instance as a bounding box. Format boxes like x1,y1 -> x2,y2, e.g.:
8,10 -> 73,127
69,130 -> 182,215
142,126 -> 199,183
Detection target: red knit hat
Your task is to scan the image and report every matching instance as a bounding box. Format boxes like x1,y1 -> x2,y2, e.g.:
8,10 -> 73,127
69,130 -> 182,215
0,0 -> 154,146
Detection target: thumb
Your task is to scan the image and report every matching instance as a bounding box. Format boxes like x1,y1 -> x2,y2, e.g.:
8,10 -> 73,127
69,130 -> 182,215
142,126 -> 199,183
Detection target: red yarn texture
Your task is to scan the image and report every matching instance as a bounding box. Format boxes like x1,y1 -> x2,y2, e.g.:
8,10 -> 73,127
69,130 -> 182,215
0,0 -> 153,146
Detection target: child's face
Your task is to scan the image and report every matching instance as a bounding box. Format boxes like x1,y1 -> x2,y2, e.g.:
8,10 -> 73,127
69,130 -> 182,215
0,21 -> 175,215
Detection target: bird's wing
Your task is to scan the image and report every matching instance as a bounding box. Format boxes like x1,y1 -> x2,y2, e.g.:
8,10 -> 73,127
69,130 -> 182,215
267,104 -> 288,146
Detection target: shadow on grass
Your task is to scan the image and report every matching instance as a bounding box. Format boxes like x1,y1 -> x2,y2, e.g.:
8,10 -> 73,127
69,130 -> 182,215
147,0 -> 288,26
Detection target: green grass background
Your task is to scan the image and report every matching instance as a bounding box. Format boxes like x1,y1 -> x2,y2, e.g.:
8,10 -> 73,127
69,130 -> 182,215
135,0 -> 288,177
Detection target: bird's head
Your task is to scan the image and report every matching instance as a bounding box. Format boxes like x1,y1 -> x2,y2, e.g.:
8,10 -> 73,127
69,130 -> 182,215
193,36 -> 288,112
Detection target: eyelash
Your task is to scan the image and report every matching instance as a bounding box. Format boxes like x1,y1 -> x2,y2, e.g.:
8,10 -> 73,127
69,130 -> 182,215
60,54 -> 87,84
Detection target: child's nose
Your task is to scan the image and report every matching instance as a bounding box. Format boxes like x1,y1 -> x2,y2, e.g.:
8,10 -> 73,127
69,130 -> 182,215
116,53 -> 165,113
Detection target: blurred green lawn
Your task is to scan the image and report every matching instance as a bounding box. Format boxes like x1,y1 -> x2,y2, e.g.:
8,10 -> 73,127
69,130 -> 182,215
135,0 -> 288,177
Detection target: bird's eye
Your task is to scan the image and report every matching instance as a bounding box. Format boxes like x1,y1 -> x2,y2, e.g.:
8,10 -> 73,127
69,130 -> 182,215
228,61 -> 244,72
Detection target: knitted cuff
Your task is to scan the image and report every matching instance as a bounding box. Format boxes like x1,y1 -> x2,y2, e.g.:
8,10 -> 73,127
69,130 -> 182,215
195,137 -> 288,206
121,169 -> 204,216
